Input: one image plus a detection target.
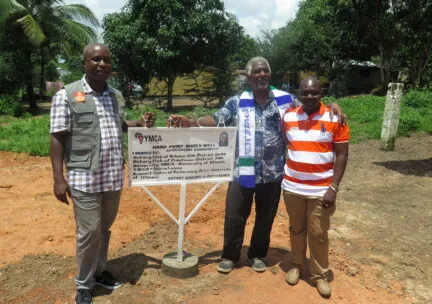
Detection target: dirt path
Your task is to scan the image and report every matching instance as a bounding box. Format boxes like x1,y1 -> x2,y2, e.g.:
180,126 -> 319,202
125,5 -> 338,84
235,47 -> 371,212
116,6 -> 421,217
0,134 -> 431,303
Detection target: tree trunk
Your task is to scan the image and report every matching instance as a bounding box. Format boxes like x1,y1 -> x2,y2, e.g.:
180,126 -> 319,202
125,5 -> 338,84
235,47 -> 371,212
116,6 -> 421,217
25,51 -> 38,111
379,44 -> 397,90
409,50 -> 431,86
39,47 -> 45,99
379,45 -> 385,86
166,73 -> 176,112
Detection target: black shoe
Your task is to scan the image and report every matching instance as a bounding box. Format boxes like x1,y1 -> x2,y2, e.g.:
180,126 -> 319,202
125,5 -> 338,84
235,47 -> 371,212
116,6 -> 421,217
216,259 -> 235,274
75,289 -> 92,304
95,270 -> 123,290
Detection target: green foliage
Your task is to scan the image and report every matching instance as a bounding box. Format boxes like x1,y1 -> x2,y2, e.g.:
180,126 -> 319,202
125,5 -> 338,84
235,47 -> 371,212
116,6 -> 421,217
184,66 -> 235,105
175,106 -> 217,119
324,95 -> 385,143
400,89 -> 432,135
256,0 -> 432,91
402,89 -> 432,108
231,35 -> 260,70
61,56 -> 83,84
398,108 -> 422,136
1,92 -> 431,156
323,90 -> 432,143
0,52 -> 21,94
123,104 -> 218,127
0,0 -> 99,107
125,105 -> 170,127
0,94 -> 23,116
45,60 -> 59,81
0,115 -> 50,156
62,73 -> 82,85
103,0 -> 243,111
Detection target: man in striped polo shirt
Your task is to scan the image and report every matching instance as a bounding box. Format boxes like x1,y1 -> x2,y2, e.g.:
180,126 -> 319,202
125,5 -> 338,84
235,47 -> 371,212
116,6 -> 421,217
281,76 -> 350,298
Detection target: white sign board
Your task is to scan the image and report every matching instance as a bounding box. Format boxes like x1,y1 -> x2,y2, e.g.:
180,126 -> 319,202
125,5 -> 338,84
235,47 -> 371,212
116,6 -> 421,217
128,127 -> 237,186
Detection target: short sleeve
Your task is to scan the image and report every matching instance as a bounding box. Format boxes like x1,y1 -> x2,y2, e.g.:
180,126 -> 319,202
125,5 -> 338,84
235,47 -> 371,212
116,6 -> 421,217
333,123 -> 350,143
50,89 -> 71,134
212,95 -> 239,126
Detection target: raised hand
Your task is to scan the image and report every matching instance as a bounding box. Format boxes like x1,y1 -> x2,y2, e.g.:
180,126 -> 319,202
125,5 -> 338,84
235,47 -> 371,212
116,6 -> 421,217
140,112 -> 156,128
167,115 -> 191,128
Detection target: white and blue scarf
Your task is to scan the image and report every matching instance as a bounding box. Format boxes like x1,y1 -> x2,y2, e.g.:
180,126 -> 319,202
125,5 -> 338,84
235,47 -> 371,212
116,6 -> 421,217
238,86 -> 293,188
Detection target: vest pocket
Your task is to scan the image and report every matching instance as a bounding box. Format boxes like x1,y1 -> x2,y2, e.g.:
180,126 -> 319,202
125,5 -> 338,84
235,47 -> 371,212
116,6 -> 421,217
73,104 -> 94,127
76,113 -> 94,127
67,143 -> 91,169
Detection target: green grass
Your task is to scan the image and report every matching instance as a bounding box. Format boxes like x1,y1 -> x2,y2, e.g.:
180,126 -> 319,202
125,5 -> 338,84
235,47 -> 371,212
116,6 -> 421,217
324,90 -> 432,143
0,90 -> 430,156
0,114 -> 51,156
324,95 -> 386,144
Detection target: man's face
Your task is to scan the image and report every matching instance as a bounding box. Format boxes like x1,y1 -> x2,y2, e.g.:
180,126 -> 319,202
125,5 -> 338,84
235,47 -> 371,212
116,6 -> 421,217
83,45 -> 112,83
247,61 -> 271,93
299,78 -> 322,112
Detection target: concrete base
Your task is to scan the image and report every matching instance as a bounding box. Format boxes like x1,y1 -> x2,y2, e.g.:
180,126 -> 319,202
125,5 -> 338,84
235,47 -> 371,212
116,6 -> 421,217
161,251 -> 199,278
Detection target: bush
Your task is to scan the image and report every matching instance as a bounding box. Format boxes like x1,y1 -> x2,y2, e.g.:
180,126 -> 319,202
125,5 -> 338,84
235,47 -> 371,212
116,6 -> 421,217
328,95 -> 385,143
400,89 -> 432,135
0,95 -> 23,117
398,108 -> 422,136
402,90 -> 432,108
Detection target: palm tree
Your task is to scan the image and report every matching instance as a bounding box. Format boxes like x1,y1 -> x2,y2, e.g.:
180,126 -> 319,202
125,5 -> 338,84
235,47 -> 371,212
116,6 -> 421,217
0,0 -> 99,110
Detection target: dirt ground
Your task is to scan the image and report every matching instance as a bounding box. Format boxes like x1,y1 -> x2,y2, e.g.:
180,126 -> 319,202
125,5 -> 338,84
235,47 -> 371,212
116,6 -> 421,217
0,133 -> 431,304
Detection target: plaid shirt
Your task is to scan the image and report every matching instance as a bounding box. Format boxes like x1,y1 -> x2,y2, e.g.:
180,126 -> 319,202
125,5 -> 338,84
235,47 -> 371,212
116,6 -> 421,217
212,91 -> 298,184
50,76 -> 124,193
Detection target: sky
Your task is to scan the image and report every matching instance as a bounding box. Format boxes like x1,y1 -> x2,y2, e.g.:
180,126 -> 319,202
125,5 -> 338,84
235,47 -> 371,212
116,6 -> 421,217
65,0 -> 301,38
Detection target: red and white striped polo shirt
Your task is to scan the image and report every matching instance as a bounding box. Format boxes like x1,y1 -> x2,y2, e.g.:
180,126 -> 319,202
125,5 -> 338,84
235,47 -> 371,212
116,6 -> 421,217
281,102 -> 350,196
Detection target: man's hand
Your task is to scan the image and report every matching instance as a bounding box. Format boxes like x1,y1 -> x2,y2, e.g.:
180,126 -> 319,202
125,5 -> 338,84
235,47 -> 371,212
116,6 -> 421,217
53,176 -> 70,205
326,103 -> 346,125
322,188 -> 337,208
140,112 -> 156,127
167,115 -> 191,128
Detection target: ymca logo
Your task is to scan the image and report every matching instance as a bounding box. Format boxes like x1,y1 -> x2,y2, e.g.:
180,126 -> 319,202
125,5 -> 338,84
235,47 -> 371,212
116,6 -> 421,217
135,133 -> 163,144
135,132 -> 144,144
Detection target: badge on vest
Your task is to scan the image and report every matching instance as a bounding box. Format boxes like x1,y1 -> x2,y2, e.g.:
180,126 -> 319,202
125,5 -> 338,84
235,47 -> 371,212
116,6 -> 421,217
73,91 -> 86,103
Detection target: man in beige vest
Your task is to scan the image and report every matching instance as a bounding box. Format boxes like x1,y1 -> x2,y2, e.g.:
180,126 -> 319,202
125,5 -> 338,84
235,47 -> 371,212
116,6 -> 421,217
50,43 -> 153,304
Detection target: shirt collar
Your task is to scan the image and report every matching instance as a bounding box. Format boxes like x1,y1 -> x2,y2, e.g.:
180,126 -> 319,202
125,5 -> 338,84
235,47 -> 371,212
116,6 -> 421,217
297,101 -> 326,116
80,75 -> 115,96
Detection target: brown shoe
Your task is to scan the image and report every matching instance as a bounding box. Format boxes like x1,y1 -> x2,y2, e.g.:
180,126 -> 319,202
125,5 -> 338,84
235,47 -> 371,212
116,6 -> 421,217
285,267 -> 300,285
316,279 -> 331,298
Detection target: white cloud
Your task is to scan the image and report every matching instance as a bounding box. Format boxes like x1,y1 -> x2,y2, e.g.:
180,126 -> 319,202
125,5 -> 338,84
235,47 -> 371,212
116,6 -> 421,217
64,0 -> 126,22
64,0 -> 300,38
224,0 -> 300,37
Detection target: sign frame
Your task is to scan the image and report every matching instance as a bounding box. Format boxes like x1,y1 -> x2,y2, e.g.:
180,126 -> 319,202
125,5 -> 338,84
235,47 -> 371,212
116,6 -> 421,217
127,127 -> 238,262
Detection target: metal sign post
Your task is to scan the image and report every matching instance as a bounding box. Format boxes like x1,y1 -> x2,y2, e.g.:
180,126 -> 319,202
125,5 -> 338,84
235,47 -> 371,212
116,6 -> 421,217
141,181 -> 222,262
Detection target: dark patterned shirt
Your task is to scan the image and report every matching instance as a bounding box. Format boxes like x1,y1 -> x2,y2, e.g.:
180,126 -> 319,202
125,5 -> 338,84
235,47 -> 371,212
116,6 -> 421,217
212,91 -> 298,184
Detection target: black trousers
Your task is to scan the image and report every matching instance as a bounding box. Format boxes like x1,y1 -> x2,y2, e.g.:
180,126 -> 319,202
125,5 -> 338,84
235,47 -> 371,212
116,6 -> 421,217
221,180 -> 282,262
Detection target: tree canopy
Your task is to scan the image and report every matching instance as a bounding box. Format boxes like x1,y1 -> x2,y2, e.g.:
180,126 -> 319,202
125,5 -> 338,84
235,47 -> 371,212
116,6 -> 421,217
0,0 -> 99,108
103,0 -> 244,111
260,0 -> 432,91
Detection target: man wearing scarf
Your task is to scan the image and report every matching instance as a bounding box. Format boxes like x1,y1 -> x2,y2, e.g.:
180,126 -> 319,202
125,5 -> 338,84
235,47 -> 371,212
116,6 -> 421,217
167,57 -> 343,275
167,57 -> 296,273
